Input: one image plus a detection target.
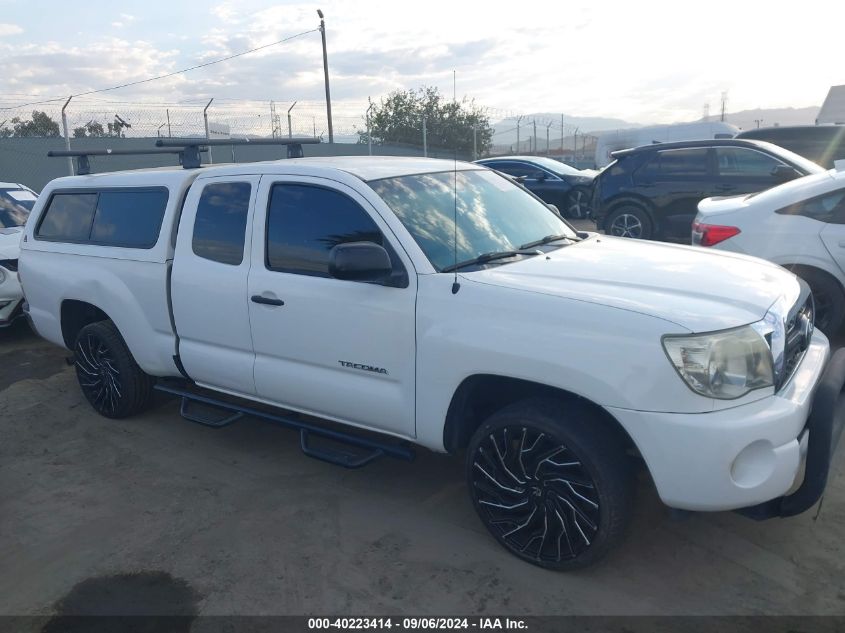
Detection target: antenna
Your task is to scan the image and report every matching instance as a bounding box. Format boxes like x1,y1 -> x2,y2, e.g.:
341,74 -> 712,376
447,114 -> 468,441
451,69 -> 460,294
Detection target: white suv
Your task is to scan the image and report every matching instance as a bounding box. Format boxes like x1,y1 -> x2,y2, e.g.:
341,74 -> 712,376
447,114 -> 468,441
0,182 -> 37,328
694,162 -> 845,335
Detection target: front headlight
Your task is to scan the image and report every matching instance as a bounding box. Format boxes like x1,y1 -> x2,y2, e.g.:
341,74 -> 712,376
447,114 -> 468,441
662,326 -> 773,399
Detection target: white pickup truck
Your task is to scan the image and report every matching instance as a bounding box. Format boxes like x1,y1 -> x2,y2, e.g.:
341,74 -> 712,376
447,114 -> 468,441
18,153 -> 845,570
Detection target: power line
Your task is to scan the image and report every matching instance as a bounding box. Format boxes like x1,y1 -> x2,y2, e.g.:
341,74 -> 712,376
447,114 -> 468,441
0,28 -> 319,111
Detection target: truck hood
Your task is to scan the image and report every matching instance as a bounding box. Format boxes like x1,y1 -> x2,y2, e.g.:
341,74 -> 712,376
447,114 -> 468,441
467,234 -> 797,332
0,227 -> 22,260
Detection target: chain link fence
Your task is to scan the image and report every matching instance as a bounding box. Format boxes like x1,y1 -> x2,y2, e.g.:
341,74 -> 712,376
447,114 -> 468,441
0,98 -> 594,189
488,115 -> 598,170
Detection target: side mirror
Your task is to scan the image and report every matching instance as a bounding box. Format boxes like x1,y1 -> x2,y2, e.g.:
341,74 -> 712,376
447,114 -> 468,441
772,164 -> 800,183
328,242 -> 392,283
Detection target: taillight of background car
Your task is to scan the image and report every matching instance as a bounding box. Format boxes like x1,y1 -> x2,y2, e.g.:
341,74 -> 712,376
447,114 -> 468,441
692,221 -> 741,247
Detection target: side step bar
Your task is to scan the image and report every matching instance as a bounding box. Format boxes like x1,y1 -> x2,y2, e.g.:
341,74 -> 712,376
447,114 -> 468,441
153,383 -> 415,468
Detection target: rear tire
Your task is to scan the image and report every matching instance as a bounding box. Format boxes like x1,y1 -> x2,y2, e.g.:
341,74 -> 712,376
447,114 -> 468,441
607,205 -> 653,239
566,187 -> 592,219
74,320 -> 154,419
466,398 -> 635,570
789,267 -> 845,336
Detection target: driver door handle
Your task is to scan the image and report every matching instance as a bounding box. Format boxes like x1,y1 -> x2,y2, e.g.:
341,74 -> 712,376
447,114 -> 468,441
251,295 -> 285,306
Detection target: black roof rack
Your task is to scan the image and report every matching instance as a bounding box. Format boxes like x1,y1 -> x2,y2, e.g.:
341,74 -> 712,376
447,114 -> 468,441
48,137 -> 320,175
47,147 -> 205,176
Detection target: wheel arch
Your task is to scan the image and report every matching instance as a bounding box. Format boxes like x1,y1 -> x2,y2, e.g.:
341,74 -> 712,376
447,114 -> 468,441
442,374 -> 641,458
781,262 -> 845,291
603,195 -> 658,232
60,299 -> 111,349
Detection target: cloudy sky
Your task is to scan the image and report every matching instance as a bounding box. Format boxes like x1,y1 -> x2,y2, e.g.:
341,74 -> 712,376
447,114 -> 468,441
0,0 -> 843,126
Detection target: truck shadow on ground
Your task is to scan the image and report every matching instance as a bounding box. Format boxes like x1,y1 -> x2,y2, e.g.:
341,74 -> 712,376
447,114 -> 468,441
0,321 -> 67,391
40,571 -> 199,633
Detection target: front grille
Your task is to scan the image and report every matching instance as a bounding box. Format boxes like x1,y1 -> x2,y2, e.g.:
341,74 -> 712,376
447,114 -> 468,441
779,294 -> 814,390
0,259 -> 18,272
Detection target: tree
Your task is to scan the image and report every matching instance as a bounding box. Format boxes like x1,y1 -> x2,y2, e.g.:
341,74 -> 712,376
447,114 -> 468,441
2,110 -> 61,137
73,120 -> 107,138
358,87 -> 492,155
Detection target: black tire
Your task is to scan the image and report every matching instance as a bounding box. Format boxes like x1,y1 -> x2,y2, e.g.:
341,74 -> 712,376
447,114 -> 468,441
466,398 -> 635,570
74,320 -> 154,419
606,205 -> 653,239
789,267 -> 845,336
566,187 -> 592,220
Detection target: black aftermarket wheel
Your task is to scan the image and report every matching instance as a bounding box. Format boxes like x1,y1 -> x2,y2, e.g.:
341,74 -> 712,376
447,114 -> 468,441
74,320 -> 153,419
467,398 -> 634,570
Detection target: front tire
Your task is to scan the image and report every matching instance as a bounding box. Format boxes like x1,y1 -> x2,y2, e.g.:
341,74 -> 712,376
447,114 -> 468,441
607,205 -> 653,239
74,320 -> 154,419
790,267 -> 845,336
466,398 -> 634,570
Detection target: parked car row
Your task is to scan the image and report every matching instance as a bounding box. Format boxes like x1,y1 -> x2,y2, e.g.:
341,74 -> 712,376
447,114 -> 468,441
590,139 -> 822,241
0,182 -> 37,328
694,161 -> 845,335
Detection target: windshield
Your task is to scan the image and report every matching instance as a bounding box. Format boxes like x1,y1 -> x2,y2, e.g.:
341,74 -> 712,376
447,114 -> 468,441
751,141 -> 826,175
369,169 -> 576,271
0,188 -> 36,228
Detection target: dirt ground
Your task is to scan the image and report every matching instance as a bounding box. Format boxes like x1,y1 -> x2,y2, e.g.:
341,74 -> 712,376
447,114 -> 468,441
1,316 -> 844,622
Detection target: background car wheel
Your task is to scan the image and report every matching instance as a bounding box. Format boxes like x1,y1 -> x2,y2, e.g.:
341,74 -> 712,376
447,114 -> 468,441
607,206 -> 653,239
466,398 -> 634,570
789,267 -> 845,336
74,320 -> 154,419
566,187 -> 592,219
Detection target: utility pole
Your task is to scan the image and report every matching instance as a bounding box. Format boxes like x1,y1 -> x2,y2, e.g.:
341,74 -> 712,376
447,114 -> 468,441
754,119 -> 763,129
203,98 -> 214,164
573,127 -> 579,160
560,114 -> 564,152
422,115 -> 427,157
516,115 -> 524,155
533,120 -> 537,155
366,98 -> 374,156
318,10 -> 334,143
166,108 -> 171,137
287,101 -> 297,138
61,96 -> 73,176
720,91 -> 728,122
546,121 -> 552,156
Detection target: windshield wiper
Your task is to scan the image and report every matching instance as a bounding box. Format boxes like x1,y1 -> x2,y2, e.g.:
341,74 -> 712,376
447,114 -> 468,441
441,249 -> 540,273
519,233 -> 582,250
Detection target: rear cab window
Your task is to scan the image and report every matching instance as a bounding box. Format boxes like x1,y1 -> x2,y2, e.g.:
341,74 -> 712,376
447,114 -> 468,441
35,188 -> 169,248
